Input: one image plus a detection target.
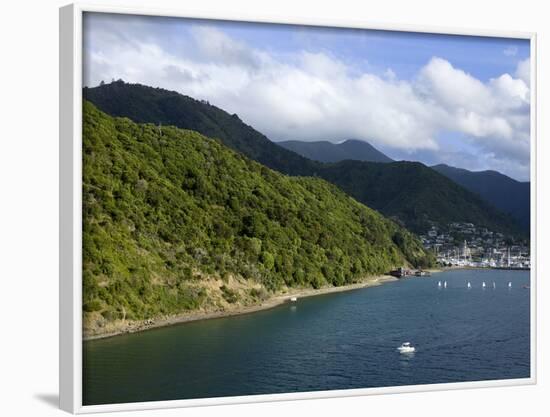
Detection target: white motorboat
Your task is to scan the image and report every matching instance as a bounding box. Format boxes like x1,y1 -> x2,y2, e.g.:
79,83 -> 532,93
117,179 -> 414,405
397,342 -> 415,354
438,281 -> 442,288
467,282 -> 471,289
482,282 -> 486,288
290,296 -> 298,302
508,282 -> 512,288
443,281 -> 447,288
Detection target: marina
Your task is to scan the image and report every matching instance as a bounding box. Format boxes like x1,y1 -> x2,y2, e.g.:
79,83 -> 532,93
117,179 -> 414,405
420,222 -> 530,270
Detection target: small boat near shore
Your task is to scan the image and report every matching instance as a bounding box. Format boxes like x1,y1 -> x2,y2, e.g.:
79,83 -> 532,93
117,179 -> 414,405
397,342 -> 415,354
290,296 -> 298,302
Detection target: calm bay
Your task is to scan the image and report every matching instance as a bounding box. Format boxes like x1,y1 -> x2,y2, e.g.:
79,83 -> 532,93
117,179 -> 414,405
83,269 -> 530,405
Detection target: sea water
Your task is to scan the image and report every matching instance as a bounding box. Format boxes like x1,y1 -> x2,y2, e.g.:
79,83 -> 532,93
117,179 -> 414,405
83,269 -> 530,405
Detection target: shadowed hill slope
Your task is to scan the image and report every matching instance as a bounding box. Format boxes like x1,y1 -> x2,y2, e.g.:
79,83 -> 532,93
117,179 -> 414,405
84,81 -> 523,236
432,164 -> 530,232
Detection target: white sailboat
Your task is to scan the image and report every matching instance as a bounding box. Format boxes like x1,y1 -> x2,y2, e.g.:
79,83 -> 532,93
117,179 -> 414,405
467,281 -> 471,289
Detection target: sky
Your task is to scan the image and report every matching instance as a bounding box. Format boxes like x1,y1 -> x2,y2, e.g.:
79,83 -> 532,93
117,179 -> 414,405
83,12 -> 531,181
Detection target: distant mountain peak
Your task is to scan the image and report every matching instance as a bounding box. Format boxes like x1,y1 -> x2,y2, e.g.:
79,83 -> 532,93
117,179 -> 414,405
278,139 -> 393,164
342,138 -> 368,144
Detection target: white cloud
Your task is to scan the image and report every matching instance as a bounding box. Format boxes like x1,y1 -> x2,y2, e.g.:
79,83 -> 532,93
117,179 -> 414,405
417,57 -> 493,114
190,26 -> 262,69
415,57 -> 530,168
383,68 -> 397,81
503,45 -> 518,56
84,25 -> 531,180
490,73 -> 530,104
515,58 -> 531,86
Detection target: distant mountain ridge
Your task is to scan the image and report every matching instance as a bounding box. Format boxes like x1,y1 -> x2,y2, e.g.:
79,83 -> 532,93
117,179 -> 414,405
83,81 -> 316,176
278,139 -> 393,163
319,159 -> 520,234
279,138 -> 529,233
84,81 -> 523,237
431,164 -> 530,231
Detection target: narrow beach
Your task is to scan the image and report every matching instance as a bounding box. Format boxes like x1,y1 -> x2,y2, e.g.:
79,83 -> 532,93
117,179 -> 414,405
84,274 -> 403,341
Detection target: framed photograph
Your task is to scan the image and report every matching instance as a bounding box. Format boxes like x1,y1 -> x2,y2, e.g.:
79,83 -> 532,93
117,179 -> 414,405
60,3 -> 536,413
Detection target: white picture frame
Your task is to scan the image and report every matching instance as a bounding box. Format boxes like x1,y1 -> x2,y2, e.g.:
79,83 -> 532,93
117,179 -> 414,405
60,2 -> 537,413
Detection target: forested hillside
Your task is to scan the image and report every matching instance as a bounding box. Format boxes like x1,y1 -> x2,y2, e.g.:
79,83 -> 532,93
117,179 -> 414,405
82,101 -> 432,333
432,164 -> 530,232
85,81 -> 522,236
320,160 -> 520,235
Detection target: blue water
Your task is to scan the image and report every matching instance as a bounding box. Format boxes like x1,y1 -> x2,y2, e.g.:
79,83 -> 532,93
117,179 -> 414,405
83,269 -> 530,405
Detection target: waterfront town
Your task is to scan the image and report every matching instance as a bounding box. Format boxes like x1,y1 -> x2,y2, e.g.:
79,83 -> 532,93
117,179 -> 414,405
419,222 -> 530,270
